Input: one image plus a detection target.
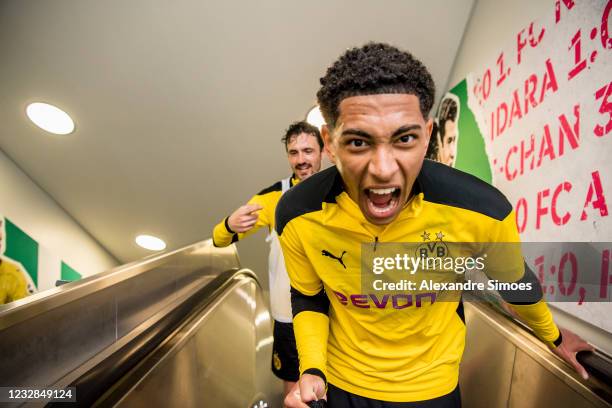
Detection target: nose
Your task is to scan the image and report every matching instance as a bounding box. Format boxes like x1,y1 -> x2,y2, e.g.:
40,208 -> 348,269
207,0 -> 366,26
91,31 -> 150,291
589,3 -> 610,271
297,151 -> 307,164
369,146 -> 398,182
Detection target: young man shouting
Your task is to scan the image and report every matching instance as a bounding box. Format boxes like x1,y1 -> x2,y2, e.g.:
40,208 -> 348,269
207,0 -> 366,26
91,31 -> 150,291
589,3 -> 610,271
278,43 -> 592,407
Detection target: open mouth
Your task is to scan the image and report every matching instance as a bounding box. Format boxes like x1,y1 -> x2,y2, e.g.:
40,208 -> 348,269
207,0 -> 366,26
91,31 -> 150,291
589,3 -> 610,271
364,187 -> 401,219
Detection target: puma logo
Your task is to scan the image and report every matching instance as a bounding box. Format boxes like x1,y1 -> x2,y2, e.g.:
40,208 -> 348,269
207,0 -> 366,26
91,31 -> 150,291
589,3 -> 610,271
322,249 -> 347,269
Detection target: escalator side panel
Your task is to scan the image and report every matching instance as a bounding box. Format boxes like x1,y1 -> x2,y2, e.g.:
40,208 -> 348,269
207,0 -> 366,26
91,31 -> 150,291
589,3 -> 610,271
0,286 -> 117,388
254,283 -> 280,406
509,349 -> 601,408
114,264 -> 206,339
0,241 -> 239,393
461,303 -> 610,408
113,279 -> 277,407
459,305 -> 515,408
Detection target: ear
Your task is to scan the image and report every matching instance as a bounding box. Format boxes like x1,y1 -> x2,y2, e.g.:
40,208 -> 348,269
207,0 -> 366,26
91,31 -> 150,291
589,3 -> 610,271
322,125 -> 336,164
425,118 -> 433,145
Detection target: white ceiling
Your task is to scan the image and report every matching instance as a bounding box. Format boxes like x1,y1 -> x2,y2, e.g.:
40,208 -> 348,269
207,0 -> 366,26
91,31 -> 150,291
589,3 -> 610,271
0,0 -> 474,264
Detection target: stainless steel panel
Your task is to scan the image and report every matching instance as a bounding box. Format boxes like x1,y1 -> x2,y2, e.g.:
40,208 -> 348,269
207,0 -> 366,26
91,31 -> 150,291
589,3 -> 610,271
191,282 -> 257,406
460,303 -> 515,408
0,239 -> 237,330
508,349 -> 603,408
112,277 -> 279,408
115,267 -> 179,338
254,282 -> 282,406
461,302 -> 611,408
0,287 -> 117,387
0,239 -> 239,391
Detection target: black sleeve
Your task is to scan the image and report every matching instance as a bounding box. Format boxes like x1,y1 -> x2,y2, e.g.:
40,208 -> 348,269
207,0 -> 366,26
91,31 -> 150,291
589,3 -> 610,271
291,287 -> 329,317
497,261 -> 544,305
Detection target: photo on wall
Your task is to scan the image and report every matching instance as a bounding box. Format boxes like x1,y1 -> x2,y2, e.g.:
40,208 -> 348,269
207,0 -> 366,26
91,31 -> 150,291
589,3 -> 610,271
0,216 -> 82,305
426,83 -> 492,184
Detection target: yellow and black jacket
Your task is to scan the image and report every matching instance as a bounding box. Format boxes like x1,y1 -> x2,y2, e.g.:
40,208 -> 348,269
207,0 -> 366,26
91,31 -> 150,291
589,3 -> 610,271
213,175 -> 298,322
212,177 -> 299,247
276,160 -> 560,402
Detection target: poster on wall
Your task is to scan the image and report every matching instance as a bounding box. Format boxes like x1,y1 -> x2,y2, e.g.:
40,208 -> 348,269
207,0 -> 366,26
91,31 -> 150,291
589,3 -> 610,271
0,215 -> 81,305
427,85 -> 493,183
430,0 -> 611,332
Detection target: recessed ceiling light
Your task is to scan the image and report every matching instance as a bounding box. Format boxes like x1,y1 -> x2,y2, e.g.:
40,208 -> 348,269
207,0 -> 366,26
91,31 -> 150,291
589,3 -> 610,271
26,102 -> 75,135
306,105 -> 325,130
135,234 -> 166,251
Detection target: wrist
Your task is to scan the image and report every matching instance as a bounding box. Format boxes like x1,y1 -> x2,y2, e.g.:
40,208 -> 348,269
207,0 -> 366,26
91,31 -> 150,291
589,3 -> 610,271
547,331 -> 563,349
552,331 -> 563,348
302,368 -> 327,386
224,217 -> 235,234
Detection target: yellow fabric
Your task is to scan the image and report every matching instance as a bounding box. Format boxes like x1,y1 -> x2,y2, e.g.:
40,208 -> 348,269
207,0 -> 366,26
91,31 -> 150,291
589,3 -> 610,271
213,178 -> 298,247
280,186 -> 559,401
510,300 -> 560,345
212,190 -> 280,247
294,312 -> 329,376
0,258 -> 28,304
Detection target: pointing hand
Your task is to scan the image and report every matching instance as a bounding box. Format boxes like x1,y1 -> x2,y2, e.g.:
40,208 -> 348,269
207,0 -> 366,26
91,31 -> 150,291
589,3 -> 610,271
227,203 -> 263,233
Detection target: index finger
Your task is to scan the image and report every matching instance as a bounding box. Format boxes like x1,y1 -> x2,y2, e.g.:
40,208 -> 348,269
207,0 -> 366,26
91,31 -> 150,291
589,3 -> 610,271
244,203 -> 263,213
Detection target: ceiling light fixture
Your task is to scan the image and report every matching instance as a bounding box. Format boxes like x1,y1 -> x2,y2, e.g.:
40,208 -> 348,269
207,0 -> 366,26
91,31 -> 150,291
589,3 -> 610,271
306,105 -> 325,130
26,102 -> 75,135
135,234 -> 166,251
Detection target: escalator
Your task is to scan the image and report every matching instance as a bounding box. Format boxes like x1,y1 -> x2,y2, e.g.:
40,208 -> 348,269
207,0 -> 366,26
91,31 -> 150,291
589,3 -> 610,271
0,240 -> 279,407
0,238 -> 610,407
460,299 -> 611,408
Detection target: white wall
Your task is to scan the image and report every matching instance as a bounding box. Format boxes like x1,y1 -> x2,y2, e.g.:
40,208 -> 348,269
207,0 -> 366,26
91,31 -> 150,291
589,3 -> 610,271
446,0 -> 611,349
447,0 -> 551,88
0,148 -> 118,280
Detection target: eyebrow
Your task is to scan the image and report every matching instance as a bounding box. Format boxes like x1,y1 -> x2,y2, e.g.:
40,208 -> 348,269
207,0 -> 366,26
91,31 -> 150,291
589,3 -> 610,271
341,124 -> 422,139
341,128 -> 371,138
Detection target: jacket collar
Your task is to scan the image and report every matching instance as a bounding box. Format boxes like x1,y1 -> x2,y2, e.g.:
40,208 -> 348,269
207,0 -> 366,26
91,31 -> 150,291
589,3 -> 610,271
322,168 -> 425,237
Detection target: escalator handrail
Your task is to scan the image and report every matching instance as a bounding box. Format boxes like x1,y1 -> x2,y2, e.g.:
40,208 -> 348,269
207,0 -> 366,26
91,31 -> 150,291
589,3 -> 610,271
505,306 -> 612,387
576,351 -> 612,386
47,268 -> 257,408
466,294 -> 612,401
0,239 -> 238,330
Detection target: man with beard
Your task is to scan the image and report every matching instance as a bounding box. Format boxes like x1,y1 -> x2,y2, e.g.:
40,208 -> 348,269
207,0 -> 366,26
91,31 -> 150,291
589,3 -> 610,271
213,120 -> 323,396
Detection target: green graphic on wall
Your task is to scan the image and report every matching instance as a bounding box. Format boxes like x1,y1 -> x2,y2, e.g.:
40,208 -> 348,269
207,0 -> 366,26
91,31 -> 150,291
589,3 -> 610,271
3,218 -> 39,287
1,216 -> 82,295
449,80 -> 492,184
61,262 -> 81,281
426,79 -> 492,184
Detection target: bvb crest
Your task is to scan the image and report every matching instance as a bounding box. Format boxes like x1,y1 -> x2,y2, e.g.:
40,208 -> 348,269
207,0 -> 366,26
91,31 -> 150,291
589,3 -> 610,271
415,230 -> 450,260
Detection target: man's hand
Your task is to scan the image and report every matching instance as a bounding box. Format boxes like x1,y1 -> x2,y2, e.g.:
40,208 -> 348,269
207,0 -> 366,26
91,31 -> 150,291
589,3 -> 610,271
552,327 -> 595,380
284,374 -> 326,408
227,203 -> 263,233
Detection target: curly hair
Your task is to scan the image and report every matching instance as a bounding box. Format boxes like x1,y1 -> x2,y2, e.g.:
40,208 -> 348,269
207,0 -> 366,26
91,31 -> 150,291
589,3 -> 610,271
281,121 -> 323,151
317,42 -> 435,128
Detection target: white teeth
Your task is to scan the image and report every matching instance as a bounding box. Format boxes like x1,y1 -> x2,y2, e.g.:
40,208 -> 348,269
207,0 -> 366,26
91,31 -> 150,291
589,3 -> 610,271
370,200 -> 396,214
371,202 -> 394,213
369,187 -> 396,195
